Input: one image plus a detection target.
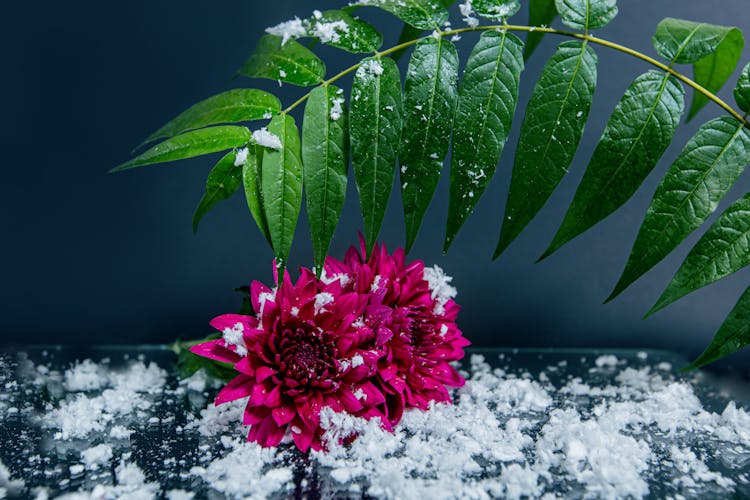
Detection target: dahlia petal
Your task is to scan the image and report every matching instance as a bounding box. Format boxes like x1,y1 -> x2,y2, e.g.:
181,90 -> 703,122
215,374 -> 254,405
250,280 -> 272,313
355,380 -> 386,406
255,365 -> 277,382
189,340 -> 241,365
247,418 -> 274,446
209,314 -> 256,334
233,356 -> 255,376
271,405 -> 296,426
249,382 -> 275,407
292,423 -> 315,452
243,405 -> 270,425
433,362 -> 466,387
265,385 -> 282,407
338,388 -> 364,412
263,419 -> 286,447
384,393 -> 404,426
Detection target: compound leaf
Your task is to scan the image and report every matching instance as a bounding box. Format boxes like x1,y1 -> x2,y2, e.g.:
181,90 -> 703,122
736,62 -> 750,113
653,18 -> 741,65
688,28 -> 744,120
473,0 -> 521,20
354,0 -> 448,30
241,144 -> 271,244
525,0 -> 558,60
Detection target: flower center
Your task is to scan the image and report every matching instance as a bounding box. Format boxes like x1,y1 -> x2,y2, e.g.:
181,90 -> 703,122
278,325 -> 337,386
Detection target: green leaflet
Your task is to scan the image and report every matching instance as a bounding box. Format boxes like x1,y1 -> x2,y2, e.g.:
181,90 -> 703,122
445,31 -> 524,252
554,0 -> 617,31
473,0 -> 521,20
688,285 -> 750,369
653,18 -> 742,65
354,0 -> 448,30
141,89 -> 280,146
302,85 -> 349,272
688,29 -> 744,120
736,62 -> 750,113
389,0 -> 454,61
495,41 -> 597,257
525,0 -> 558,60
350,57 -> 403,253
542,71 -> 685,260
261,114 -> 303,271
112,126 -> 251,172
240,35 -> 325,86
267,10 -> 383,54
610,117 -> 750,301
241,144 -> 271,244
648,192 -> 750,317
192,151 -> 244,232
401,37 -> 459,252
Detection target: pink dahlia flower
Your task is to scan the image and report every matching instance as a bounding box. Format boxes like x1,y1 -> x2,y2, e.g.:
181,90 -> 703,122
190,240 -> 469,451
323,239 -> 470,425
190,268 -> 388,451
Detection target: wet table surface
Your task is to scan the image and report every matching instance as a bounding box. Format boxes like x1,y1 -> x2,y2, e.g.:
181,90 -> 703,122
0,346 -> 749,499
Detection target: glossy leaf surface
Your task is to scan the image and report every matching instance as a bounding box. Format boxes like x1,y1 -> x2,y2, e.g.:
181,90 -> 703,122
354,0 -> 448,30
303,85 -> 349,271
688,28 -> 744,120
193,151 -> 244,232
689,285 -> 750,369
543,71 -> 685,258
653,18 -> 741,65
350,57 -> 403,252
445,31 -> 524,251
241,144 -> 271,243
554,0 -> 617,31
649,192 -> 750,316
610,117 -> 750,300
400,37 -> 459,252
496,41 -> 597,257
112,126 -> 251,172
143,89 -> 280,145
261,114 -> 303,269
240,35 -> 325,86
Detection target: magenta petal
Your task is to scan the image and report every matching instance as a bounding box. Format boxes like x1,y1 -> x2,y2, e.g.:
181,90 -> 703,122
338,388 -> 364,412
272,405 -> 296,426
215,374 -> 253,405
265,385 -> 282,407
244,405 -> 270,425
233,356 -> 254,376
209,314 -> 256,333
189,340 -> 241,364
291,422 -> 314,452
356,380 -> 386,406
255,366 -> 277,382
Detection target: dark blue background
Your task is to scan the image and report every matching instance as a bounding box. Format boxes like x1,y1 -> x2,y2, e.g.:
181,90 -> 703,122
3,1 -> 750,371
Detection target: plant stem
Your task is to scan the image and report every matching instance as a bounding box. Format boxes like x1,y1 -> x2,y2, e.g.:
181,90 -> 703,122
283,24 -> 750,130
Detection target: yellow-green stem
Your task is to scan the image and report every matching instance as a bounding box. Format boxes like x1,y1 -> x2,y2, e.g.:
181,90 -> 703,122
283,24 -> 750,130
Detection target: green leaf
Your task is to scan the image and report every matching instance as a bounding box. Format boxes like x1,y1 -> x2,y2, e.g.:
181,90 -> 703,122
240,34 -> 325,86
652,18 -> 741,65
302,85 -> 349,272
542,71 -> 685,259
192,151 -> 244,233
267,10 -> 383,54
648,192 -> 750,317
688,285 -> 750,369
350,57 -> 403,252
524,0 -> 558,61
241,144 -> 271,244
554,0 -> 617,31
445,32 -> 524,251
473,0 -> 521,20
354,0 -> 448,30
495,41 -> 597,257
688,28 -> 744,120
142,89 -> 280,146
400,38 -> 459,252
112,126 -> 251,172
736,62 -> 750,113
390,24 -> 425,62
261,114 -> 303,270
609,117 -> 750,301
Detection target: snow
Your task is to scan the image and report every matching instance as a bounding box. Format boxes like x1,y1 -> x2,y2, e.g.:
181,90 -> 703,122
222,322 -> 247,357
423,265 -> 457,315
251,128 -> 282,150
360,59 -> 384,76
4,350 -> 750,498
233,147 -> 248,167
459,0 -> 479,27
314,292 -> 335,314
330,96 -> 345,121
265,17 -> 306,45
